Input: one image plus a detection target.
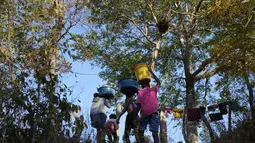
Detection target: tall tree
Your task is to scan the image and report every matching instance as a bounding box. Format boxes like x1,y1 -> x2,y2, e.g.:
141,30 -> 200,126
82,0 -> 228,142
206,0 -> 255,120
0,0 -> 89,142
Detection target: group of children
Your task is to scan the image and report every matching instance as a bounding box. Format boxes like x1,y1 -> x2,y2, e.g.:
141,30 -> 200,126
90,67 -> 160,143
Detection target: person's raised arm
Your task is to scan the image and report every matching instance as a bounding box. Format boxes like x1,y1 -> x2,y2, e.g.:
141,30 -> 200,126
148,66 -> 161,87
116,104 -> 127,124
116,110 -> 125,124
104,99 -> 111,108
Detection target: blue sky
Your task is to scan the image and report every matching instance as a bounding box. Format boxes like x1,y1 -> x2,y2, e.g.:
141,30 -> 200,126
62,59 -> 231,143
59,21 -> 230,143
62,60 -> 128,141
62,60 -> 187,142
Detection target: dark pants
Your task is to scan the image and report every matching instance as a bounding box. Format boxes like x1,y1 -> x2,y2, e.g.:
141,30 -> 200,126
107,132 -> 118,143
124,112 -> 140,143
91,113 -> 107,143
96,128 -> 106,143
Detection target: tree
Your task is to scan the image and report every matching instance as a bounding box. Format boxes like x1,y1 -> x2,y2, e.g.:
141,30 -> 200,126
0,0 -> 89,142
206,0 -> 255,120
81,0 -> 229,142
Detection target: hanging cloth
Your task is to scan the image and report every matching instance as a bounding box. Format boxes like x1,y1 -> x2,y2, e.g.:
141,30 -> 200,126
218,102 -> 228,115
187,108 -> 201,122
207,104 -> 219,111
209,113 -> 223,121
163,107 -> 173,117
199,106 -> 206,115
163,107 -> 173,115
173,109 -> 184,118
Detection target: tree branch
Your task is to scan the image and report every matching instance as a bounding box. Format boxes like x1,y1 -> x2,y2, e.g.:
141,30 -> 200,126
244,15 -> 253,28
195,66 -> 224,81
57,1 -> 81,42
191,0 -> 204,24
192,58 -> 212,77
148,3 -> 158,24
201,113 -> 217,143
121,15 -> 156,45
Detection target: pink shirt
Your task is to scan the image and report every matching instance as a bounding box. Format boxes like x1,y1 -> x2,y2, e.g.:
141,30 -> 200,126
137,86 -> 158,118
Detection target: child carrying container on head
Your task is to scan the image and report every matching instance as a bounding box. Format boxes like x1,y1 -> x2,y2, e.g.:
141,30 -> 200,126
136,66 -> 160,143
116,95 -> 140,143
104,114 -> 119,143
90,93 -> 111,143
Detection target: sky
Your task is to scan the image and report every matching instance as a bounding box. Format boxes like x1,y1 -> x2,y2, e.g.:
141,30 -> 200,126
61,60 -> 187,143
61,59 -> 232,143
59,18 -> 229,143
62,60 -> 128,142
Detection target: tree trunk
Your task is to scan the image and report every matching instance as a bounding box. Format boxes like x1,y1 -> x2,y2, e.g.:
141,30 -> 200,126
183,42 -> 198,143
241,32 -> 255,120
201,78 -> 216,142
151,37 -> 162,70
116,103 -> 122,142
244,74 -> 255,120
201,113 -> 216,143
185,78 -> 198,143
7,0 -> 14,80
47,0 -> 63,141
182,107 -> 189,143
159,109 -> 168,143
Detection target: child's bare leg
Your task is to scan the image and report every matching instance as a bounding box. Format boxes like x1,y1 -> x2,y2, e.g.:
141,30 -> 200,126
101,128 -> 106,143
138,130 -> 145,143
124,125 -> 131,143
113,132 -> 118,143
96,128 -> 101,143
107,133 -> 112,143
134,127 -> 140,143
152,131 -> 159,143
97,128 -> 106,143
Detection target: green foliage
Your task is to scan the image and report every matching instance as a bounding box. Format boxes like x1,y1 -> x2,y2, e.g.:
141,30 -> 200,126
79,0 -> 255,142
0,0 -> 90,142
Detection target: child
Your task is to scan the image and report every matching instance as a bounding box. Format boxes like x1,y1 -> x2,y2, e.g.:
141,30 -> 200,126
116,95 -> 140,143
90,93 -> 111,143
136,67 -> 160,143
104,114 -> 119,143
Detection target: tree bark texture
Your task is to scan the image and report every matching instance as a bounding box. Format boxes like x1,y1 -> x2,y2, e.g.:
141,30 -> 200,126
159,110 -> 168,143
185,79 -> 198,143
116,103 -> 122,142
183,35 -> 198,143
201,113 -> 216,143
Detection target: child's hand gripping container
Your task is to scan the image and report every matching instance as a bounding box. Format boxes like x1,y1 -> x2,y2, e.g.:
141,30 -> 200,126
134,63 -> 151,84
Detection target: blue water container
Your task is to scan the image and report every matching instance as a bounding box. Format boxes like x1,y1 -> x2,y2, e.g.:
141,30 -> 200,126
118,78 -> 139,96
97,85 -> 116,99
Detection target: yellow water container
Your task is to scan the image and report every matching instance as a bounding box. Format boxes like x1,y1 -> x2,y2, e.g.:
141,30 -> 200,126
173,109 -> 184,118
134,63 -> 151,83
